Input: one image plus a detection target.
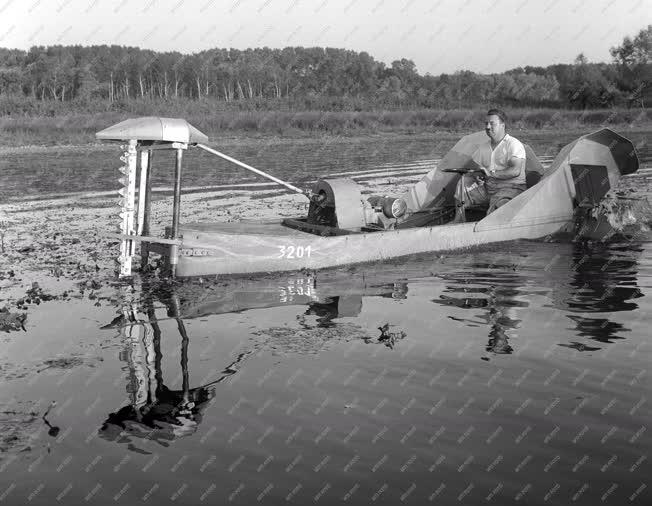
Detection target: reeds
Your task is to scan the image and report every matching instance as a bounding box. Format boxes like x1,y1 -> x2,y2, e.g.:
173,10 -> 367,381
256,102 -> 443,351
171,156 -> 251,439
0,96 -> 648,146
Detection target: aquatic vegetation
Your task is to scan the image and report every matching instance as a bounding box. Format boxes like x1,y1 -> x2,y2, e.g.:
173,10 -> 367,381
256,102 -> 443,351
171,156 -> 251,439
37,357 -> 85,372
0,306 -> 26,332
590,191 -> 652,233
0,401 -> 46,454
253,323 -> 371,355
37,355 -> 102,373
0,220 -> 9,253
12,282 -> 59,309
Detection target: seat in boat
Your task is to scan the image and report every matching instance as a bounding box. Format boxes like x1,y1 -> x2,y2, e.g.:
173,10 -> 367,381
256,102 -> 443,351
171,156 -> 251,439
403,144 -> 546,227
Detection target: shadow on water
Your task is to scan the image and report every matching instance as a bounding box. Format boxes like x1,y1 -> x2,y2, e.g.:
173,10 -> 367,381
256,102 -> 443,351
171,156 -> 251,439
98,275 -> 409,451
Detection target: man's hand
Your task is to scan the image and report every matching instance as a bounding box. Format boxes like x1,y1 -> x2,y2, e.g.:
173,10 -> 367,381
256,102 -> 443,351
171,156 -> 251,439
479,166 -> 495,177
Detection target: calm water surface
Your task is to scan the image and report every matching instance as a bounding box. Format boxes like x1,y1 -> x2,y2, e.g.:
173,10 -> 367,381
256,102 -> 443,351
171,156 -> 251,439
1,132 -> 651,505
1,129 -> 649,200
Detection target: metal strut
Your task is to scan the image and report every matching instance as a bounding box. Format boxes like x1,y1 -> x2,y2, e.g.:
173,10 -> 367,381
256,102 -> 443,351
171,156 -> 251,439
196,143 -> 309,198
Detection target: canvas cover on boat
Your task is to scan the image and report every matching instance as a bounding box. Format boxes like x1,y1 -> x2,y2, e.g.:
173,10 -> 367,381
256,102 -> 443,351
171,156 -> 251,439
542,128 -> 639,180
473,128 -> 639,233
401,131 -> 543,213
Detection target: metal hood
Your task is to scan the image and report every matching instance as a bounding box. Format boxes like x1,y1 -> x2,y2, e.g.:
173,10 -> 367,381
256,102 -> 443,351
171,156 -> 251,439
96,116 -> 208,144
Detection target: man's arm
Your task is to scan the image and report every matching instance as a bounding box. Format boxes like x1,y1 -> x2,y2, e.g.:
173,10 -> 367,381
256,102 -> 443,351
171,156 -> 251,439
478,157 -> 524,179
491,156 -> 525,179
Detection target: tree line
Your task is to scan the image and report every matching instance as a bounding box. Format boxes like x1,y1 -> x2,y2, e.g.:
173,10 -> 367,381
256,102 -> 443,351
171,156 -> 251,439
0,25 -> 649,112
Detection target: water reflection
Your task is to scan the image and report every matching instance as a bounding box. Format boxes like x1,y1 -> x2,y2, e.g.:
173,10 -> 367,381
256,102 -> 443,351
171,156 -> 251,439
298,295 -> 362,328
99,276 -> 408,451
563,242 -> 644,344
433,266 -> 529,358
97,241 -> 647,449
566,242 -> 642,312
566,315 -> 628,343
431,241 -> 646,355
100,301 -> 220,452
169,276 -> 409,320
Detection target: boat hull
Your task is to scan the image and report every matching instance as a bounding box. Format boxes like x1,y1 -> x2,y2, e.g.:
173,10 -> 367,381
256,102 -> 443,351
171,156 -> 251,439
175,215 -> 573,277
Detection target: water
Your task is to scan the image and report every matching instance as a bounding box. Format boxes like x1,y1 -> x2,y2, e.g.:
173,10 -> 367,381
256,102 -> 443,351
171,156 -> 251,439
1,131 -> 651,505
1,130 -> 649,201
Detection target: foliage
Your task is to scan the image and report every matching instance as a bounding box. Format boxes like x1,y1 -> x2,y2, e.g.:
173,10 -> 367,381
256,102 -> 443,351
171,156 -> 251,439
0,26 -> 649,114
610,25 -> 651,107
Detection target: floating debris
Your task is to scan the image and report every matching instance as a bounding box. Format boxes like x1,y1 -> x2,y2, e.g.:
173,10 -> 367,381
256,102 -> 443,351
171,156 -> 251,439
0,306 -> 26,332
42,401 -> 60,437
13,282 -> 58,308
374,323 -> 407,349
36,355 -> 102,373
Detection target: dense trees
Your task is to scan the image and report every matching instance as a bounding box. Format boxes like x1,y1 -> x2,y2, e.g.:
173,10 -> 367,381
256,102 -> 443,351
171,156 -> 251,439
610,25 -> 651,107
0,26 -> 649,112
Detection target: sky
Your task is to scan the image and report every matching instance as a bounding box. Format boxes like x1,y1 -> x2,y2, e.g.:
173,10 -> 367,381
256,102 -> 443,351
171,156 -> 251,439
0,0 -> 649,74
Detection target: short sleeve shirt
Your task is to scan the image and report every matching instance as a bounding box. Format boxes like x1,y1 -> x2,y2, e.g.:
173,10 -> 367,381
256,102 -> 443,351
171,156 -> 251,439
472,134 -> 526,193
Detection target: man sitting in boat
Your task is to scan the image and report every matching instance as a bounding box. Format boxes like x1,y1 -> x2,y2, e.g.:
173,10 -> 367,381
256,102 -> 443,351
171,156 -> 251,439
455,109 -> 527,220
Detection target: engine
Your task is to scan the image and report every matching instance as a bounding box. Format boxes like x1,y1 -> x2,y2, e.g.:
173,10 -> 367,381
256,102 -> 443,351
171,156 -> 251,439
306,178 -> 407,231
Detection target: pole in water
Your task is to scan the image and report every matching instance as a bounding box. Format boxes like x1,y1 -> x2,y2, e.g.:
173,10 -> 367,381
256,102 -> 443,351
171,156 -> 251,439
140,149 -> 153,271
169,148 -> 183,278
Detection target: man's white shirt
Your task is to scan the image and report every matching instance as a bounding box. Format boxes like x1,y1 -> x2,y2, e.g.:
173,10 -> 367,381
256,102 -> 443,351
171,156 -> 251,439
473,134 -> 527,192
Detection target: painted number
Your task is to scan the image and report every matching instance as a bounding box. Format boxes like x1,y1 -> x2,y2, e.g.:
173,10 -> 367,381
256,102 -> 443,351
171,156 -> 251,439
278,245 -> 311,259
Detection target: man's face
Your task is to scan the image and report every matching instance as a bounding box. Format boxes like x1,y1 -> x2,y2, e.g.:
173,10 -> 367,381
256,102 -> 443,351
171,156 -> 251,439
485,115 -> 505,142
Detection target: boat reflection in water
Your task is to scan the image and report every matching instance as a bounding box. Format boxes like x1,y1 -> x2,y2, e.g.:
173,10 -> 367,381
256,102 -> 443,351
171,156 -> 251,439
99,274 -> 408,449
431,240 -> 645,357
98,240 -> 645,447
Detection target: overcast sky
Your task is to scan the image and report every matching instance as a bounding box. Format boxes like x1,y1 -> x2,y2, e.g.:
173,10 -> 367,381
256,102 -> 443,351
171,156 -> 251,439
0,0 -> 648,74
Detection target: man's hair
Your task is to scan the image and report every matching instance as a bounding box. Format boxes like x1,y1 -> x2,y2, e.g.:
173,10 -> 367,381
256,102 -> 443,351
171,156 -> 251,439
487,108 -> 507,124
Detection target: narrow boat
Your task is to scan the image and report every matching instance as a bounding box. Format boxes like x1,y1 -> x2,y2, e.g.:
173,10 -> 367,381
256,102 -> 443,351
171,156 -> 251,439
96,117 -> 639,278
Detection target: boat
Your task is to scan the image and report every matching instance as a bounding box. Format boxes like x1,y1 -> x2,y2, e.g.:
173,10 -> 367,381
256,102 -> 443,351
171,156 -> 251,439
96,117 -> 640,278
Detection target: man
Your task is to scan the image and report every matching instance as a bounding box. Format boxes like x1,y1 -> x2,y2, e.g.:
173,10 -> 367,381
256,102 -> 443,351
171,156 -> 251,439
455,109 -> 527,219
